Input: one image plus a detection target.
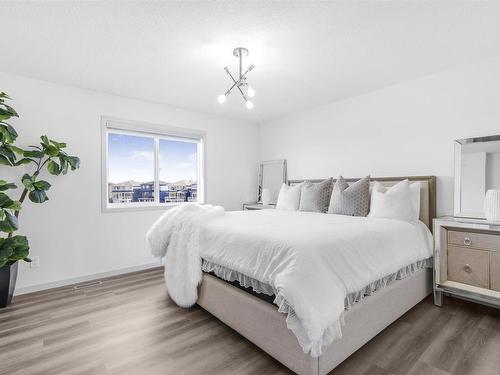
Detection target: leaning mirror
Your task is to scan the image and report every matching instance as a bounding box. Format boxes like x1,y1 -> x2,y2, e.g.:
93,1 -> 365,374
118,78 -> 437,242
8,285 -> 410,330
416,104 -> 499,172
455,135 -> 500,219
258,160 -> 287,205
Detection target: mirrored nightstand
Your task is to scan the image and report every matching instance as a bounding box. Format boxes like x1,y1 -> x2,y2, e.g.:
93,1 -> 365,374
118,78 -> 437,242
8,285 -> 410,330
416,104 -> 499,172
434,216 -> 500,309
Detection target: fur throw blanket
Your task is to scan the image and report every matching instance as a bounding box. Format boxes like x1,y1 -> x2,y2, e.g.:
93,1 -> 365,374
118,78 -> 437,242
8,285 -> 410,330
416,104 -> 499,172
146,203 -> 225,307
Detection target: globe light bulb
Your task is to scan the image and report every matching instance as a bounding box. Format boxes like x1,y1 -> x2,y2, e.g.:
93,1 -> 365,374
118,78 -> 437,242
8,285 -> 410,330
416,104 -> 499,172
247,86 -> 256,98
247,86 -> 255,98
217,94 -> 226,104
246,100 -> 254,109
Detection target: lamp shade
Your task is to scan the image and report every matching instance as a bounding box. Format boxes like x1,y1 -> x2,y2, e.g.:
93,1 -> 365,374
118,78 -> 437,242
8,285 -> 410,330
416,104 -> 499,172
484,189 -> 500,221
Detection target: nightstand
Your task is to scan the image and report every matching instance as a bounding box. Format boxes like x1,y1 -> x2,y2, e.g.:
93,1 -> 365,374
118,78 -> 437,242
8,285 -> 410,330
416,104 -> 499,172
433,216 -> 500,308
242,203 -> 276,210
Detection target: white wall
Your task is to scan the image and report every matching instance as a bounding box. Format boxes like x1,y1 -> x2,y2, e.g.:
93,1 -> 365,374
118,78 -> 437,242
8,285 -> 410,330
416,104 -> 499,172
260,57 -> 500,216
0,72 -> 259,291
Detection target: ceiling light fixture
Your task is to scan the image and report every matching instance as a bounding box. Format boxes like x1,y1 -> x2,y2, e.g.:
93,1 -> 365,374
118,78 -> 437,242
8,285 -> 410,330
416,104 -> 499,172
217,47 -> 256,109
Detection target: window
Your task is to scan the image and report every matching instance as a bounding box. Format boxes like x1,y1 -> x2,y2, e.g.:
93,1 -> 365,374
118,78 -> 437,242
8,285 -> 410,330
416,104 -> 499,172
102,117 -> 204,211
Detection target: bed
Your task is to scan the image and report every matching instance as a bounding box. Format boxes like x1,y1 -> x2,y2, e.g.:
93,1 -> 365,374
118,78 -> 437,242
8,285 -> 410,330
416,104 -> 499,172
196,176 -> 436,375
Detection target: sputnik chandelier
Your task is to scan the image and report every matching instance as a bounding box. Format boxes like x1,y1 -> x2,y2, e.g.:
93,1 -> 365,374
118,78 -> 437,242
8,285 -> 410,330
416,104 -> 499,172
217,47 -> 256,109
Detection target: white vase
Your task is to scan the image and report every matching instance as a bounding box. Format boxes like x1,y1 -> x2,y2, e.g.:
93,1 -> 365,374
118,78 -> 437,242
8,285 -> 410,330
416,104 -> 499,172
484,189 -> 500,221
261,188 -> 272,205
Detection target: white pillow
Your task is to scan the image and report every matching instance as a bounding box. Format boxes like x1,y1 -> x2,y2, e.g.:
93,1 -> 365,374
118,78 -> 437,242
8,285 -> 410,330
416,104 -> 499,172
368,180 -> 421,223
276,183 -> 303,211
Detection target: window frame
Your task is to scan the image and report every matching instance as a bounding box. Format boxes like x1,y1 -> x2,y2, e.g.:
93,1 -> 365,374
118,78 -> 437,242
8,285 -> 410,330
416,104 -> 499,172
101,116 -> 205,213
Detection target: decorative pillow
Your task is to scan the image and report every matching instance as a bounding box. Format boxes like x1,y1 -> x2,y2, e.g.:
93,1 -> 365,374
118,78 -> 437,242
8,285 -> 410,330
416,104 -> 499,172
328,176 -> 370,216
276,183 -> 303,211
368,179 -> 420,223
299,178 -> 333,213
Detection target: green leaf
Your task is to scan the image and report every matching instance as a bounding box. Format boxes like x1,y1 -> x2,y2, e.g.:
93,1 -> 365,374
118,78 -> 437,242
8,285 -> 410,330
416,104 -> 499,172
9,235 -> 30,261
45,144 -> 59,156
23,149 -> 45,158
0,193 -> 20,211
0,181 -> 16,191
33,180 -> 51,191
29,189 -> 48,203
67,156 -> 80,170
6,124 -> 18,138
0,92 -> 12,100
1,104 -> 18,118
0,124 -> 17,144
13,158 -> 34,166
0,210 -> 19,232
50,140 -> 66,149
47,160 -> 61,175
0,155 -> 11,166
0,192 -> 14,208
21,174 -> 34,190
0,238 -> 13,266
40,135 -> 49,146
0,235 -> 30,265
10,145 -> 23,154
8,201 -> 21,211
60,159 -> 69,175
0,107 -> 17,121
0,145 -> 16,164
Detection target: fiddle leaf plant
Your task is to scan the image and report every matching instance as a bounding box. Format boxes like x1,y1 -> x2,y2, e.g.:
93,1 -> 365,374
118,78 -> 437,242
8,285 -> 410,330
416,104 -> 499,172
0,91 -> 80,267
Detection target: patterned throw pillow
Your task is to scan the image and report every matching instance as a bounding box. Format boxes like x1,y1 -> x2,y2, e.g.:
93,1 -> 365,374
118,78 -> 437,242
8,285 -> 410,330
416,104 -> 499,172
328,175 -> 371,216
299,178 -> 333,213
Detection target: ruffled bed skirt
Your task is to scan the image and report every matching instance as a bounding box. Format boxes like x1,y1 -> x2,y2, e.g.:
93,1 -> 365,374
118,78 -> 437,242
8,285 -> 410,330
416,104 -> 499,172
201,257 -> 433,357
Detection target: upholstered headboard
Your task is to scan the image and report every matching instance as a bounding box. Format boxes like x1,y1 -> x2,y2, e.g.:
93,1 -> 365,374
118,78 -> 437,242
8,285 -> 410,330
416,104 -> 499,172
288,176 -> 437,231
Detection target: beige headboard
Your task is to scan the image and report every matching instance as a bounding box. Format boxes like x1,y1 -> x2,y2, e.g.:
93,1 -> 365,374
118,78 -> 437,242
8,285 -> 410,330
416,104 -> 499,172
288,176 -> 437,231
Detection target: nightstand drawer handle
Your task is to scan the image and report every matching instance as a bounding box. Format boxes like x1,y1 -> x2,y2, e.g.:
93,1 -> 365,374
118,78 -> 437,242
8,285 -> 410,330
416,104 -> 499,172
463,264 -> 472,273
463,237 -> 472,246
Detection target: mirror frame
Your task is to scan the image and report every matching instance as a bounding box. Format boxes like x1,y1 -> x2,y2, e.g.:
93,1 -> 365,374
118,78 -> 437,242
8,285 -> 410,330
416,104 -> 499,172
454,134 -> 500,218
258,159 -> 287,204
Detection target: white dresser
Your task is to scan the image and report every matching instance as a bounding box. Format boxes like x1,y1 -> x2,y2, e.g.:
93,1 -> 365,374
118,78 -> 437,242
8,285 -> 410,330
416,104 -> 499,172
433,216 -> 500,308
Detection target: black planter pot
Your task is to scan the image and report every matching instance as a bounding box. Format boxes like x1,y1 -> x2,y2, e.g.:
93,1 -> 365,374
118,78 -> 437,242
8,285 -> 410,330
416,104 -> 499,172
0,261 -> 18,308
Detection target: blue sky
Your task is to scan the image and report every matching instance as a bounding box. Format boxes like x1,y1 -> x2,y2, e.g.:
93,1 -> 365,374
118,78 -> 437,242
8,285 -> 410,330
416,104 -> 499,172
108,133 -> 197,183
159,139 -> 197,182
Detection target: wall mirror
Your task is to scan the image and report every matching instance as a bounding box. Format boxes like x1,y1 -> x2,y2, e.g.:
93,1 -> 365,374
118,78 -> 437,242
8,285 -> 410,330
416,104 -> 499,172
258,160 -> 287,205
454,135 -> 500,218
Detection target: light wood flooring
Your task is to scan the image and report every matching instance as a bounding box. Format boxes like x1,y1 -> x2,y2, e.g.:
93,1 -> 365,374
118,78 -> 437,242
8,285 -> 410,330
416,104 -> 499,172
0,267 -> 499,375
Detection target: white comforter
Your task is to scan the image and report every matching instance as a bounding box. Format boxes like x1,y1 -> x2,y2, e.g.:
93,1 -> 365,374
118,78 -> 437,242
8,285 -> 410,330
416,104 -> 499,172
148,206 -> 432,357
199,209 -> 432,357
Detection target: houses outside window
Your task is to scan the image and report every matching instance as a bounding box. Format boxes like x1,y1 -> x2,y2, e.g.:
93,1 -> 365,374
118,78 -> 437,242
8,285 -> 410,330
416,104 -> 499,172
102,117 -> 204,211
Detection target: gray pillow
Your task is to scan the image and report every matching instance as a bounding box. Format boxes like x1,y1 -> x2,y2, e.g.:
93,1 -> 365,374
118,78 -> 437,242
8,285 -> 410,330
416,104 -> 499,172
328,175 -> 370,216
299,178 -> 333,213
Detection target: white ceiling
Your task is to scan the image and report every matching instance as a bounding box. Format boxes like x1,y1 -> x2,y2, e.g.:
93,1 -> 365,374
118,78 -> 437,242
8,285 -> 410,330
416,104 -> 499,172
1,1 -> 500,123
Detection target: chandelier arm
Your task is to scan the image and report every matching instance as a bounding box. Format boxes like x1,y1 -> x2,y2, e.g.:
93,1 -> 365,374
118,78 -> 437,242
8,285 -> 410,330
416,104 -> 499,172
226,70 -> 248,102
240,64 -> 254,79
224,68 -> 239,95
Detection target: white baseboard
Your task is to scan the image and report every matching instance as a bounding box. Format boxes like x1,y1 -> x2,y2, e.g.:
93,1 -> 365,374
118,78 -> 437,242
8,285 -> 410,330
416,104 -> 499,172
14,261 -> 162,296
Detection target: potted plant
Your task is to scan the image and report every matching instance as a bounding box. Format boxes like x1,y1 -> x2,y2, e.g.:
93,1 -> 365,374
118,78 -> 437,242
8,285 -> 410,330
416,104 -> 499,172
0,92 -> 80,307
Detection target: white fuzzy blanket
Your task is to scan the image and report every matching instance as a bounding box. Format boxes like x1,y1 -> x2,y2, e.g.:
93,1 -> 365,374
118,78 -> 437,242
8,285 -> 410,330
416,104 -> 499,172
146,203 -> 224,307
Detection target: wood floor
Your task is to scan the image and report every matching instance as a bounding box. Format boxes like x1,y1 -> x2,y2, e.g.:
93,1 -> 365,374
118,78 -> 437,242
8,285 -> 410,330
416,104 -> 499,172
1,268 -> 499,375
